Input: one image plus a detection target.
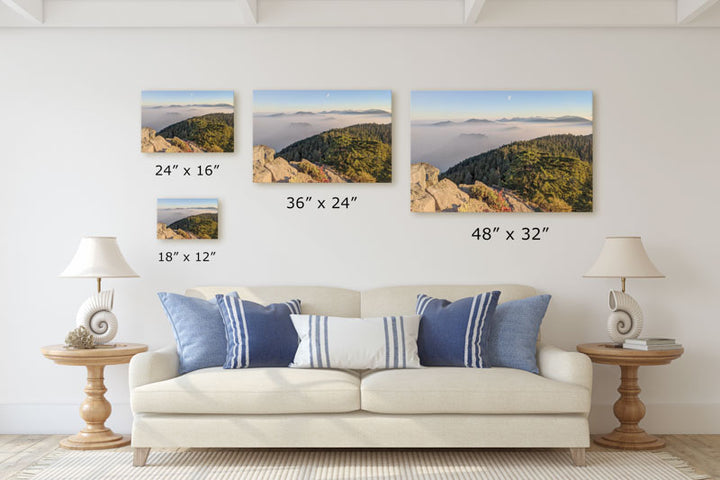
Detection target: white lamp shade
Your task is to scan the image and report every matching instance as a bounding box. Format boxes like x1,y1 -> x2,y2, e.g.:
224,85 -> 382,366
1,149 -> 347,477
60,236 -> 139,278
584,236 -> 664,278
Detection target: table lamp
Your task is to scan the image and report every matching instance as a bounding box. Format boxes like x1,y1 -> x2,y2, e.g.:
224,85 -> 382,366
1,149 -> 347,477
583,236 -> 664,344
60,236 -> 139,345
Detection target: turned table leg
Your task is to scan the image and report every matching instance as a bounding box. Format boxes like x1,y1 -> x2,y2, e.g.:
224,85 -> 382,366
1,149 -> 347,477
60,365 -> 130,450
594,365 -> 665,450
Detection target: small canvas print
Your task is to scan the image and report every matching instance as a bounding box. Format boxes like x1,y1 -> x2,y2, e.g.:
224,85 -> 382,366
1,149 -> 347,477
411,90 -> 593,213
141,90 -> 234,153
253,90 -> 392,183
157,198 -> 219,240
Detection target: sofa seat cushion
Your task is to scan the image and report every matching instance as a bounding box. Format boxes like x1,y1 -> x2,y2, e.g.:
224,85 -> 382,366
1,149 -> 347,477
360,367 -> 590,414
132,367 -> 360,414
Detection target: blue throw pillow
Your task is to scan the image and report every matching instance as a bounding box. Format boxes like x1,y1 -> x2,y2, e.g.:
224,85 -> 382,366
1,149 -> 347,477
486,295 -> 551,374
416,291 -> 500,367
157,292 -> 228,375
216,295 -> 301,368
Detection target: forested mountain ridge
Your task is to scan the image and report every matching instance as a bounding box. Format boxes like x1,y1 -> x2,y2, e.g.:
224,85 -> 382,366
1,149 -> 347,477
167,213 -> 218,239
157,113 -> 234,153
277,123 -> 392,183
441,134 -> 593,212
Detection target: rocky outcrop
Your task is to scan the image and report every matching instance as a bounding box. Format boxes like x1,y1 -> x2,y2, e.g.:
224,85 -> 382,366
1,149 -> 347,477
253,145 -> 298,183
427,179 -> 470,212
142,128 -> 181,153
411,163 -> 440,212
411,163 -> 537,213
142,128 -> 204,153
157,223 -> 197,240
501,190 -> 535,213
412,163 -> 471,212
254,145 -> 349,183
323,168 -> 349,183
411,162 -> 439,190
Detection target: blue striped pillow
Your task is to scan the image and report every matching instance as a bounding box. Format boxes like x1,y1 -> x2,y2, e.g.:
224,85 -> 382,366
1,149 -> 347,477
416,291 -> 501,367
216,295 -> 301,368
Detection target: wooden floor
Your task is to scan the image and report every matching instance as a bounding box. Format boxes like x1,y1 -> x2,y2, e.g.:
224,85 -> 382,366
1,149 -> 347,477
1,434 -> 718,479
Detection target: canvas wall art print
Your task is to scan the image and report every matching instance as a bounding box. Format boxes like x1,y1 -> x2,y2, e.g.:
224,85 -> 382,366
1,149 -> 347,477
142,90 -> 234,153
157,199 -> 219,240
411,90 -> 593,213
253,90 -> 392,183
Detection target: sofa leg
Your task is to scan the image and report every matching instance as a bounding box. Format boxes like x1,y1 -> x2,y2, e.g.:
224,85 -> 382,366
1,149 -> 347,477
569,448 -> 586,466
133,447 -> 150,467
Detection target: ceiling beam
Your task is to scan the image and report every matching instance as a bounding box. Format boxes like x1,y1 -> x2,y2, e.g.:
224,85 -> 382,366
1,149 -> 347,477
476,0 -> 675,26
1,0 -> 43,24
30,0 -> 259,27
1,0 -> 717,28
464,0 -> 487,24
238,0 -> 257,24
677,0 -> 720,23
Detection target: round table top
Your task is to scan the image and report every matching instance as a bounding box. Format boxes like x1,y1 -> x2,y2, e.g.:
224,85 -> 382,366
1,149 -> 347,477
41,343 -> 148,366
577,342 -> 683,366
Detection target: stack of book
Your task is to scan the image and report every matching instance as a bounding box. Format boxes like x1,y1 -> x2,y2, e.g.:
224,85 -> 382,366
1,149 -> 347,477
623,338 -> 682,350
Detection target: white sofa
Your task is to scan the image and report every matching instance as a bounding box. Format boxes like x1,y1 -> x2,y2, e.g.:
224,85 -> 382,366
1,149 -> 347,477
129,285 -> 592,467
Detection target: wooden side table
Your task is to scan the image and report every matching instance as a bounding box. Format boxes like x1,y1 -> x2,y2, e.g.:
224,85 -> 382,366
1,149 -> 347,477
41,343 -> 148,450
577,342 -> 683,450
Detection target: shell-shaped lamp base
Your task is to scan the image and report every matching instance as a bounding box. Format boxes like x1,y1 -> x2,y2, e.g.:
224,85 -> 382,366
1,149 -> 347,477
606,290 -> 644,344
76,290 -> 118,344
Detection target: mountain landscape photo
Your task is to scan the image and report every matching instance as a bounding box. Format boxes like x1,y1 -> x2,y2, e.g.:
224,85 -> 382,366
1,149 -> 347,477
157,198 -> 219,240
410,91 -> 593,213
253,90 -> 392,183
142,90 -> 234,153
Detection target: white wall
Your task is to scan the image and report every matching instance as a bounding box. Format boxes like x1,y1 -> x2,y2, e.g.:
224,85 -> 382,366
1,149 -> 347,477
0,27 -> 718,435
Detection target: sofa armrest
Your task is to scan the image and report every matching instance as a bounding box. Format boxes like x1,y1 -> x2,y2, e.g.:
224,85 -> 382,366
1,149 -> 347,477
129,345 -> 179,390
536,343 -> 593,392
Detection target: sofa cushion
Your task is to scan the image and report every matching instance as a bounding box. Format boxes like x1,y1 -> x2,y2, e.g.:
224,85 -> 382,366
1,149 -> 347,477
132,367 -> 360,414
360,367 -> 590,414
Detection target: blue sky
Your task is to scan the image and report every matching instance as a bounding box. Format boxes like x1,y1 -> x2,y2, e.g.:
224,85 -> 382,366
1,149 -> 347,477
142,91 -> 233,107
157,198 -> 218,209
412,90 -> 592,121
254,90 -> 391,113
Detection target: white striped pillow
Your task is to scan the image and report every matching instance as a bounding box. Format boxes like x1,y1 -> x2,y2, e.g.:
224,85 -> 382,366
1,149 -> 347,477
290,314 -> 421,369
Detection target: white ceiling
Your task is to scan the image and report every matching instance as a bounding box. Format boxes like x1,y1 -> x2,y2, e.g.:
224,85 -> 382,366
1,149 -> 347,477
1,0 -> 719,27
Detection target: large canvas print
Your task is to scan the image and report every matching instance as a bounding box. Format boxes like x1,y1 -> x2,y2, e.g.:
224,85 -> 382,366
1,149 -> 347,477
157,198 -> 219,240
253,90 -> 392,183
411,91 -> 593,213
142,90 -> 234,153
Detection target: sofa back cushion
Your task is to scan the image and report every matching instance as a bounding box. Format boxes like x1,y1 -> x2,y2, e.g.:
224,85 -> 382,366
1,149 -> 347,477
186,286 -> 361,317
361,285 -> 536,317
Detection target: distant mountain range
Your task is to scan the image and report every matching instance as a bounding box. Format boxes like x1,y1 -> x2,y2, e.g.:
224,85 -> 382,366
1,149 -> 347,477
497,115 -> 591,124
441,134 -> 593,212
145,103 -> 233,109
264,109 -> 390,117
426,116 -> 591,126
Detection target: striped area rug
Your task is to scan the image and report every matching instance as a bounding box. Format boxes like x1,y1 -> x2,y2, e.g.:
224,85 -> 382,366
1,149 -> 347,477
13,449 -> 710,480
